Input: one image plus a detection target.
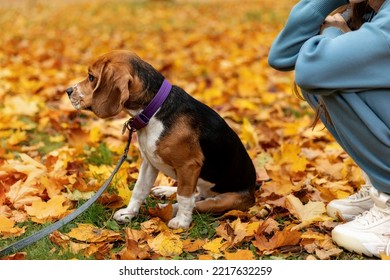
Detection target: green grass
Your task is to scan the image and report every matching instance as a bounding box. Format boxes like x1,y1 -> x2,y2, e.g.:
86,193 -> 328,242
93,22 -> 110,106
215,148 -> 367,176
0,220 -> 91,260
86,143 -> 113,166
187,213 -> 219,240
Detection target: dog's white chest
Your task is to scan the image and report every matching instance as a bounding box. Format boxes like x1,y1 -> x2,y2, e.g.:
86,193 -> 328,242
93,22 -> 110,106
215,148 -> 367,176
136,118 -> 176,179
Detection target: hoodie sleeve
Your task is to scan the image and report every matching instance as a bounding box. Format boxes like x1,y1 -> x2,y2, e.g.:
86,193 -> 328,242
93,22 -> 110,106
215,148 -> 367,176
268,0 -> 390,93
268,0 -> 349,71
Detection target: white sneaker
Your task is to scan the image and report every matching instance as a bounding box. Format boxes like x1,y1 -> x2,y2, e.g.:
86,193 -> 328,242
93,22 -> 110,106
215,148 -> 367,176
327,184 -> 374,221
331,188 -> 390,258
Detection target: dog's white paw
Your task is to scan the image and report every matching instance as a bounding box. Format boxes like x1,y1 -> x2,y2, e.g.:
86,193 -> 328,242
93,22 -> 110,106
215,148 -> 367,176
168,216 -> 192,229
151,186 -> 177,197
113,208 -> 136,223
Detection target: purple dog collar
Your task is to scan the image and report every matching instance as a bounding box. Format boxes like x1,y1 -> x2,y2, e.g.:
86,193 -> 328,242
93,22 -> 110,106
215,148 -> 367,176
131,79 -> 172,130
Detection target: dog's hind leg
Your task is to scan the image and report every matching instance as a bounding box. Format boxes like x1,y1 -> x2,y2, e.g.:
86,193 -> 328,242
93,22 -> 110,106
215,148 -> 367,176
195,191 -> 254,214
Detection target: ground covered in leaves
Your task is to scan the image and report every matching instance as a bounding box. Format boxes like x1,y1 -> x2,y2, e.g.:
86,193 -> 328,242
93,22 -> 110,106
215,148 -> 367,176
0,0 -> 373,260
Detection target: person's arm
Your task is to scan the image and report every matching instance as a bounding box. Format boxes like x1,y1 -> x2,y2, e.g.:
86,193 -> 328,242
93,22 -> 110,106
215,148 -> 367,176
295,2 -> 390,92
268,0 -> 390,93
268,0 -> 349,71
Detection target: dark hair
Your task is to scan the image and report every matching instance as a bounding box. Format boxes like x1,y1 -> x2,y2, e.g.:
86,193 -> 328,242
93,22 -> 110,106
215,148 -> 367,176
348,2 -> 374,30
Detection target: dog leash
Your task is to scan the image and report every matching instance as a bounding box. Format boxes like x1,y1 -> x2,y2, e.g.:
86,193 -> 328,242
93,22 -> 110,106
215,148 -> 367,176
0,120 -> 135,258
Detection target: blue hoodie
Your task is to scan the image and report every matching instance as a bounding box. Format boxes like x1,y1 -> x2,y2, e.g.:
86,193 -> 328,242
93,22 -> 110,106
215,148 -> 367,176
268,0 -> 390,192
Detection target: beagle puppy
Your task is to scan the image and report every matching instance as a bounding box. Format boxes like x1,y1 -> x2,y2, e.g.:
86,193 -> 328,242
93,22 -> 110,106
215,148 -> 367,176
66,50 -> 257,229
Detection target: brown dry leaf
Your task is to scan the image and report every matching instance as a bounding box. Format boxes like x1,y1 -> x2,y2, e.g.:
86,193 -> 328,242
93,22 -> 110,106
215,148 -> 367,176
315,248 -> 343,260
315,159 -> 344,180
182,239 -> 206,253
253,225 -> 301,252
221,209 -> 253,221
49,230 -> 71,247
119,239 -> 150,260
125,227 -> 148,243
259,218 -> 280,235
141,217 -> 169,234
98,193 -> 124,209
148,201 -> 173,223
1,252 -> 27,260
118,228 -> 151,260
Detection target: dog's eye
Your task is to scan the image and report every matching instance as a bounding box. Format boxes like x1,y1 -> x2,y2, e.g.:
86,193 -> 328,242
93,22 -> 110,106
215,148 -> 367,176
88,73 -> 95,82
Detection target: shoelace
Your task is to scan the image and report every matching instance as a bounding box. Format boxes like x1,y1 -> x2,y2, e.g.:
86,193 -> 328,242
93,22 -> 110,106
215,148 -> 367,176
355,204 -> 388,226
349,184 -> 371,200
356,205 -> 390,257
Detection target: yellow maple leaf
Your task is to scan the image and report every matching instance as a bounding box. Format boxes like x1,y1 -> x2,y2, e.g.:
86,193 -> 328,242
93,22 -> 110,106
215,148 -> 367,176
0,215 -> 26,238
67,223 -> 122,243
148,231 -> 183,257
87,164 -> 112,180
0,215 -> 14,232
25,196 -> 70,224
273,143 -> 307,173
202,237 -> 224,254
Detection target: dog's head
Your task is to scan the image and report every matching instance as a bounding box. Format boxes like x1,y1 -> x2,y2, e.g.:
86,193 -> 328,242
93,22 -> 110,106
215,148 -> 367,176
66,50 -> 161,119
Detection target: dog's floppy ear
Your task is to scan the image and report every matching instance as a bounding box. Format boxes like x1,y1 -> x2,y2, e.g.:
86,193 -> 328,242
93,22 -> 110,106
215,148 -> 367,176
91,61 -> 132,118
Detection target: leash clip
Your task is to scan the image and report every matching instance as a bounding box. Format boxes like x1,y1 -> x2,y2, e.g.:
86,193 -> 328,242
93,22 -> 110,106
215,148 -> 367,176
122,118 -> 136,135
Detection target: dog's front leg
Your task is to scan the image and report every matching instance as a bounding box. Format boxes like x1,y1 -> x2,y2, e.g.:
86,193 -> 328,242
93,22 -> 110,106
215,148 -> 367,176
113,159 -> 158,223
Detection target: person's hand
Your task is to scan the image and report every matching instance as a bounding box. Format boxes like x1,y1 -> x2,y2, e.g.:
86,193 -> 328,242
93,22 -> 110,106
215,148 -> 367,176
321,13 -> 351,33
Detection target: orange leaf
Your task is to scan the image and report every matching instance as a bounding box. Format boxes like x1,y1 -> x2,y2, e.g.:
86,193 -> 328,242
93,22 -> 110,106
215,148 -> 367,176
225,250 -> 255,260
253,225 -> 301,252
25,196 -> 70,224
67,223 -> 122,243
148,202 -> 173,223
182,239 -> 206,253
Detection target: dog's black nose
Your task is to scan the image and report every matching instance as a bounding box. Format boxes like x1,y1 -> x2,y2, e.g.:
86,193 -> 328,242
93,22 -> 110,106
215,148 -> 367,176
66,87 -> 73,96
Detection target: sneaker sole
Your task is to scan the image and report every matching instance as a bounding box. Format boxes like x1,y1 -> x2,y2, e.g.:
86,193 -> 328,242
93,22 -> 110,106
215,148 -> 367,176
332,228 -> 375,258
